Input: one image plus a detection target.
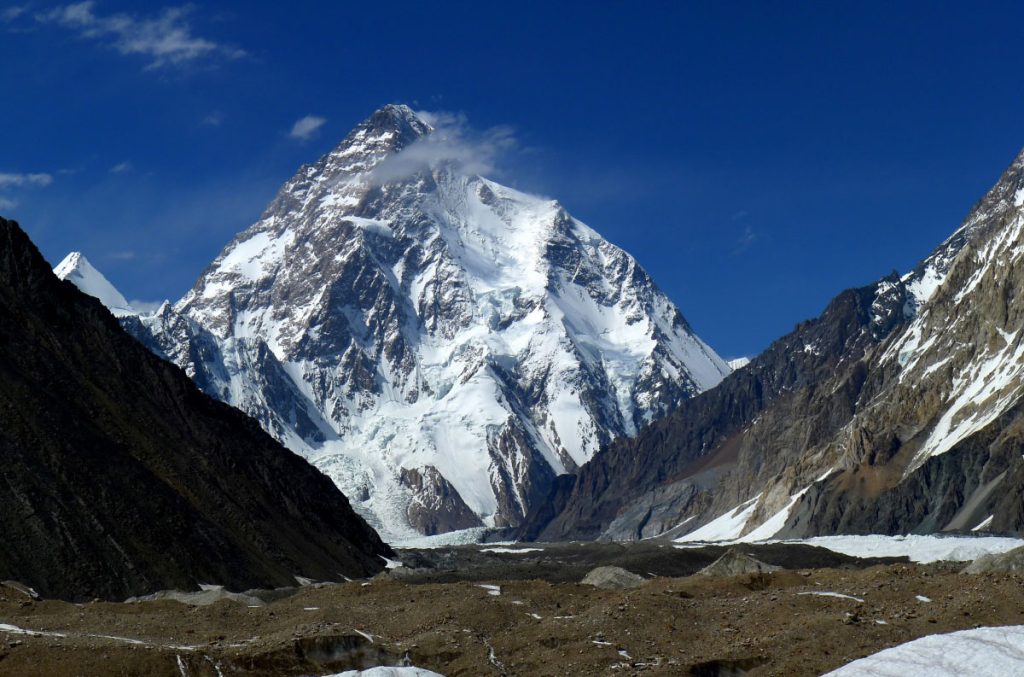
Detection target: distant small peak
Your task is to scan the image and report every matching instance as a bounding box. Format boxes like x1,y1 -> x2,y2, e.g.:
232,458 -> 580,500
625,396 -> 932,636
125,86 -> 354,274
53,251 -> 136,316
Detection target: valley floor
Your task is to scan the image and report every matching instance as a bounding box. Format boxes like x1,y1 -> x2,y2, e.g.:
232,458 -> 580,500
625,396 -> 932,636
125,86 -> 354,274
2,542 -> 1024,676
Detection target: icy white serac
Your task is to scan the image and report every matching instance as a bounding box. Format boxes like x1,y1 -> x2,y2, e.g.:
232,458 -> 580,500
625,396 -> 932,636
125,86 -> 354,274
137,104 -> 730,540
54,252 -> 137,317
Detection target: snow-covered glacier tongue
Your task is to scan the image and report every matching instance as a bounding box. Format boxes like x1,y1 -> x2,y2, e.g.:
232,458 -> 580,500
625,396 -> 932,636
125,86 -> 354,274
68,105 -> 731,540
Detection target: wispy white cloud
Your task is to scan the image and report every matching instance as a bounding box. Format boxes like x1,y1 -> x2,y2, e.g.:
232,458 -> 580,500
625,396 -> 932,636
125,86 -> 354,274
0,171 -> 54,212
201,110 -> 224,126
106,250 -> 136,261
289,115 -> 326,141
110,160 -> 133,174
732,225 -> 758,256
1,5 -> 27,22
34,2 -> 245,69
369,110 -> 517,184
129,298 -> 165,313
0,172 -> 53,187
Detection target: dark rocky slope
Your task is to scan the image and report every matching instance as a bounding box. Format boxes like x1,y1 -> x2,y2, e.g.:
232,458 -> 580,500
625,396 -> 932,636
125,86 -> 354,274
524,147 -> 1024,543
524,280 -> 900,541
0,218 -> 391,601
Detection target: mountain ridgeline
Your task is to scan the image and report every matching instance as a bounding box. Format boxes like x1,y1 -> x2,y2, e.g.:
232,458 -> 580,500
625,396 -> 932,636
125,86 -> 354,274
0,217 -> 391,601
522,147 -> 1024,542
49,105 -> 1024,548
81,104 -> 731,540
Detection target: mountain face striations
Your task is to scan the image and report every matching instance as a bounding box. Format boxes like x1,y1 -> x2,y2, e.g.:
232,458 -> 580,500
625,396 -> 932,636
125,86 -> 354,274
0,217 -> 391,601
88,105 -> 730,539
523,148 -> 1024,543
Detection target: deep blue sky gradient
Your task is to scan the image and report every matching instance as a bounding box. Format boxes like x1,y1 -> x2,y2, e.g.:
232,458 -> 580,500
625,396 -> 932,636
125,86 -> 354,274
4,1 -> 1024,357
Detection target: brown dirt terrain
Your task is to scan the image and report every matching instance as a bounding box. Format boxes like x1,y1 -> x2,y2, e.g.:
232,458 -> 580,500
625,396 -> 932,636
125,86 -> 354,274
1,544 -> 1022,676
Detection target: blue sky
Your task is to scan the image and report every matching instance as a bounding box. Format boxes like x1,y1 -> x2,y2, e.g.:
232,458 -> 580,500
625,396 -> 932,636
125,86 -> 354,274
3,2 -> 1024,358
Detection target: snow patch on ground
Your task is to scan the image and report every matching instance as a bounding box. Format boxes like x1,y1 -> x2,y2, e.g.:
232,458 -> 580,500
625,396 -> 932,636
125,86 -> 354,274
823,625 -> 1024,676
674,533 -> 1024,564
0,623 -> 66,638
798,592 -> 864,603
478,547 -> 544,554
785,535 -> 1024,563
476,584 -> 501,596
322,668 -> 446,677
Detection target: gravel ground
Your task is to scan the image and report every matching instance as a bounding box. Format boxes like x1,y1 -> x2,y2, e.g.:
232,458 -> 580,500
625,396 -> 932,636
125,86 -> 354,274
0,543 -> 1021,676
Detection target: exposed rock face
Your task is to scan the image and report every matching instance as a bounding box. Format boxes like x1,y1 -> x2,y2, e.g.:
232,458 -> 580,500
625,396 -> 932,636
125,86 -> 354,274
105,104 -> 729,539
523,147 -> 1024,543
0,217 -> 391,601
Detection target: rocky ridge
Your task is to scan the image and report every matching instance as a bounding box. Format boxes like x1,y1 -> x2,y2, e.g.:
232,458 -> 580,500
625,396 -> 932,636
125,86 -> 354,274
523,147 -> 1024,543
0,217 -> 391,600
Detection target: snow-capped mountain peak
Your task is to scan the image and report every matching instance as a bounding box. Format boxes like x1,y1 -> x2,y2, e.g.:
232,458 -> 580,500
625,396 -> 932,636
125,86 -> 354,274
89,105 -> 731,540
53,252 -> 136,317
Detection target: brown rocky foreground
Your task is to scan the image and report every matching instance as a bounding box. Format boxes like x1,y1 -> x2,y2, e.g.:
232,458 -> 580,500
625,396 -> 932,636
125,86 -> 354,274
1,543 -> 1022,676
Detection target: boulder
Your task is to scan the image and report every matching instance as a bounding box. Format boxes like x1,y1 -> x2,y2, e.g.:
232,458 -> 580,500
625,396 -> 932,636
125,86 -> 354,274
697,548 -> 781,577
961,545 -> 1024,574
126,585 -> 266,607
581,566 -> 646,589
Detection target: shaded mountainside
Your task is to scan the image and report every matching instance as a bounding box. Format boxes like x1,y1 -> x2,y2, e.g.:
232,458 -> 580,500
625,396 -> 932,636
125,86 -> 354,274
0,218 -> 391,601
95,104 -> 730,540
524,147 -> 1024,543
523,280 -> 895,542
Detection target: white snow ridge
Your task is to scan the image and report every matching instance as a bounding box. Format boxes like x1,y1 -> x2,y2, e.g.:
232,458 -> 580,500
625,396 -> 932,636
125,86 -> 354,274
58,105 -> 730,541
